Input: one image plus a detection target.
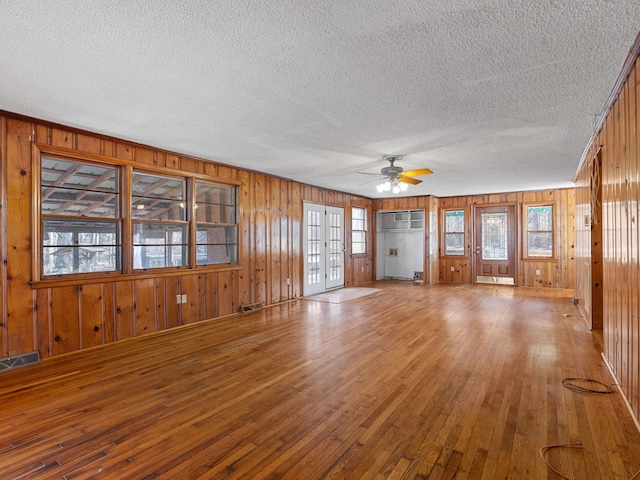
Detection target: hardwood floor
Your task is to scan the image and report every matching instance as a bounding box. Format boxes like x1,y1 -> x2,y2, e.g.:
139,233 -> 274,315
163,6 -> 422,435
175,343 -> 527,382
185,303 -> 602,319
1,281 -> 639,479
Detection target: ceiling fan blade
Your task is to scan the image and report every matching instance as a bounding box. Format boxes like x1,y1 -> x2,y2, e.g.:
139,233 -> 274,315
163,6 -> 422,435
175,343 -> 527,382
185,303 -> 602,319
401,168 -> 433,177
398,176 -> 422,185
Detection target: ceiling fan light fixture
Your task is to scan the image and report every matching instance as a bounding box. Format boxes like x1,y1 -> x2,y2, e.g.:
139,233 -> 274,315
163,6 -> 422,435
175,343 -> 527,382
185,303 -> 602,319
377,180 -> 391,192
370,155 -> 432,195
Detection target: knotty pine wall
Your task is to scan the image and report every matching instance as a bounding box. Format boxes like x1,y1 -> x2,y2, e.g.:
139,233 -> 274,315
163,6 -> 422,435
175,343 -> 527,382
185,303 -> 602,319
375,190 -> 574,289
438,189 -> 575,288
574,41 -> 640,424
573,147 -> 603,330
0,113 -> 374,359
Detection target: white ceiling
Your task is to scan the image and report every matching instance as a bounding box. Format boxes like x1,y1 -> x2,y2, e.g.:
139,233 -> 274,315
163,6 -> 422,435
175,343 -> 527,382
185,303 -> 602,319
1,1 -> 638,198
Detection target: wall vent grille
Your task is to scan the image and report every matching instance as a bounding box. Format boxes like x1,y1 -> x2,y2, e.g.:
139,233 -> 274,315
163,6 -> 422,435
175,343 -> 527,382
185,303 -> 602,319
0,351 -> 40,372
241,302 -> 263,313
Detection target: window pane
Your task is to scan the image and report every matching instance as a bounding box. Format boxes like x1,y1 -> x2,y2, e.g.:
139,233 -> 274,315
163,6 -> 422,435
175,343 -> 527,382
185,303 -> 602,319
352,231 -> 365,243
445,210 -> 464,233
41,157 -> 121,277
42,157 -> 118,192
132,173 -> 184,200
132,198 -> 185,220
195,183 -> 235,205
527,206 -> 553,231
351,207 -> 366,254
445,233 -> 464,255
195,181 -> 238,265
352,242 -> 366,254
526,205 -> 553,257
481,212 -> 508,260
444,210 -> 465,255
196,226 -> 237,265
528,232 -> 553,257
133,222 -> 187,269
195,204 -> 236,223
42,188 -> 118,217
43,219 -> 120,275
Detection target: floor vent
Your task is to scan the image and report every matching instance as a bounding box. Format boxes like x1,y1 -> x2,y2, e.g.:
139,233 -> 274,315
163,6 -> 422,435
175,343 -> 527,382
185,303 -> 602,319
0,351 -> 40,372
241,302 -> 263,313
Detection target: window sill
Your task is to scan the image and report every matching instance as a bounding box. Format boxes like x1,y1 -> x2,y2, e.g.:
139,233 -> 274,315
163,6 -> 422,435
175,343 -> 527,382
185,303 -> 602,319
31,264 -> 243,289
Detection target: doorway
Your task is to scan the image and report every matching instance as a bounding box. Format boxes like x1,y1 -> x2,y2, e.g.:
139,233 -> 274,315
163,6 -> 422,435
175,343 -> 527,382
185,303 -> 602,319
303,202 -> 345,296
376,210 -> 424,281
473,205 -> 516,285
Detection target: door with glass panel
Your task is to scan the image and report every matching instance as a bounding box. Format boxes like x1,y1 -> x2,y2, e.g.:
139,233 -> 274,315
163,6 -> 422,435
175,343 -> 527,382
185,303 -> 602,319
473,205 -> 516,285
303,203 -> 344,295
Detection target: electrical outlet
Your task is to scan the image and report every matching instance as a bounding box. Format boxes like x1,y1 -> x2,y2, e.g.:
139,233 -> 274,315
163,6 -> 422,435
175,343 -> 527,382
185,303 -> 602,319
286,278 -> 290,285
451,266 -> 455,272
181,294 -> 187,303
535,269 -> 541,276
176,294 -> 182,304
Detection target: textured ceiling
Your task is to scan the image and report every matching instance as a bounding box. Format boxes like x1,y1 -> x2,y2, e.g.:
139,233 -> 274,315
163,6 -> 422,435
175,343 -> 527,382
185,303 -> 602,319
1,1 -> 638,198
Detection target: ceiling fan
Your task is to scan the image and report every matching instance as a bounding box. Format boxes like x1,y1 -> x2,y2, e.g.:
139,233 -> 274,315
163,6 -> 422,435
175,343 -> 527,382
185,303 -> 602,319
363,155 -> 433,193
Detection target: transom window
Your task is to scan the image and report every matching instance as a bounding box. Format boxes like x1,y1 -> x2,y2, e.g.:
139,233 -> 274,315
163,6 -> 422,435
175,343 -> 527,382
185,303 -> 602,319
443,209 -> 465,256
352,207 -> 367,254
525,205 -> 553,258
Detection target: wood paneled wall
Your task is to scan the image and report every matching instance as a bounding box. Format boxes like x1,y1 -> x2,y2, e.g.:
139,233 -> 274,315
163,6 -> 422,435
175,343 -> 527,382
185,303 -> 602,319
573,147 -> 603,329
373,190 -> 574,289
438,189 -> 575,288
574,46 -> 640,425
0,113 -> 375,359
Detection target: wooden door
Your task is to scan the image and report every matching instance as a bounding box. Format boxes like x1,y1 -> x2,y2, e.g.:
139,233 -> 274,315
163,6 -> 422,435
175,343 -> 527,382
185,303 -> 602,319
474,205 -> 516,285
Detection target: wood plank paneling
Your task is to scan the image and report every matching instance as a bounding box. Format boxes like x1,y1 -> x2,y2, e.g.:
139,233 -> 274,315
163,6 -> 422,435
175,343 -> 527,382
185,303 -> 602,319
0,117 -> 7,356
51,286 -> 80,355
115,282 -> 135,340
134,279 -> 158,335
180,275 -> 198,324
81,283 -> 106,349
574,49 -> 640,425
0,112 -> 375,360
5,119 -> 34,356
437,189 -> 574,288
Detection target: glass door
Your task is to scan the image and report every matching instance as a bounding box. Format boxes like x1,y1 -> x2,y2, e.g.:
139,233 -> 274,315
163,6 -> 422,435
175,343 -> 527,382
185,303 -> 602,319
303,203 -> 344,295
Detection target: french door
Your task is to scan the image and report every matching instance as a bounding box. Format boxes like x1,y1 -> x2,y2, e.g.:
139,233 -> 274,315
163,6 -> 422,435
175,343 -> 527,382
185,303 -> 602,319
474,205 -> 516,285
303,203 -> 344,296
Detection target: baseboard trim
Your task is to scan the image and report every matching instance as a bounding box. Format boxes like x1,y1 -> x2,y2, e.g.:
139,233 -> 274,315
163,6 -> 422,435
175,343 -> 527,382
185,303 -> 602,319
601,352 -> 640,434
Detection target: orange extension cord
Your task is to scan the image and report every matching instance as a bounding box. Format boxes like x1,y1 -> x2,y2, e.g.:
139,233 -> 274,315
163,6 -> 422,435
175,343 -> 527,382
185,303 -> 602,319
539,442 -> 640,480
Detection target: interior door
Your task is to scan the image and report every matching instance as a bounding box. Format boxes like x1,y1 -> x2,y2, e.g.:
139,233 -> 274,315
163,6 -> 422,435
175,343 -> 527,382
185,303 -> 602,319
474,205 -> 516,285
303,203 -> 344,295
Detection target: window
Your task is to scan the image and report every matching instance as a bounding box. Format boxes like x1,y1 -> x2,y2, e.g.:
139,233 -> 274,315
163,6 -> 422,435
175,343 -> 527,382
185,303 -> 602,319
526,205 -> 553,257
132,172 -> 187,269
38,152 -> 239,279
443,209 -> 465,256
41,156 -> 121,276
195,181 -> 237,265
352,207 -> 367,254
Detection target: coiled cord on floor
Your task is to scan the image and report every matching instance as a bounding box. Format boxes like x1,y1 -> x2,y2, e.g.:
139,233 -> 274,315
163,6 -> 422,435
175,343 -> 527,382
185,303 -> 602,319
540,378 -> 639,479
561,377 -> 616,394
539,442 -> 640,480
